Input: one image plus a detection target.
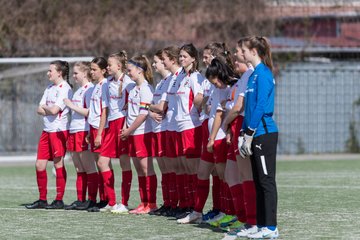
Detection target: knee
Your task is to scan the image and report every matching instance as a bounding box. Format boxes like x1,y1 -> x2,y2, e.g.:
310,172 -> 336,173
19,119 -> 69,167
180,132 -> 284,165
35,161 -> 46,171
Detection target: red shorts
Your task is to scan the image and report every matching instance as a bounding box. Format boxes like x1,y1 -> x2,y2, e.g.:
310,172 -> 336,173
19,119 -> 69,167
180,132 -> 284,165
89,126 -> 105,153
128,132 -> 152,158
179,126 -> 202,158
37,130 -> 69,160
67,131 -> 89,152
101,118 -> 128,158
200,119 -> 214,162
152,131 -> 166,157
165,131 -> 181,158
213,139 -> 228,163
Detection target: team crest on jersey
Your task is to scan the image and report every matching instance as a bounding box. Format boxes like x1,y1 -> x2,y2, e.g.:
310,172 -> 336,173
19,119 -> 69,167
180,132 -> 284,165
183,79 -> 190,88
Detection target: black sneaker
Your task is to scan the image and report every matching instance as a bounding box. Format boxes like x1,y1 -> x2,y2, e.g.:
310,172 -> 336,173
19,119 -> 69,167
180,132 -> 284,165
164,207 -> 179,217
25,200 -> 48,209
87,206 -> 100,212
149,205 -> 170,216
75,200 -> 96,210
45,200 -> 64,209
96,200 -> 108,209
64,200 -> 83,210
175,207 -> 192,219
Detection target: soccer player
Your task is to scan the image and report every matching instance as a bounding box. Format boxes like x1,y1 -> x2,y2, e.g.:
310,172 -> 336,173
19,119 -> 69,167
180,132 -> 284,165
148,49 -> 173,216
26,60 -> 73,209
120,55 -> 157,214
239,36 -> 279,239
63,61 -> 98,210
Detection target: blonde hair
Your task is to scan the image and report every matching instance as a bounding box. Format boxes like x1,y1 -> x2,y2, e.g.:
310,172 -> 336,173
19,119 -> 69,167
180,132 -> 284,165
74,61 -> 91,80
109,50 -> 128,72
129,55 -> 153,85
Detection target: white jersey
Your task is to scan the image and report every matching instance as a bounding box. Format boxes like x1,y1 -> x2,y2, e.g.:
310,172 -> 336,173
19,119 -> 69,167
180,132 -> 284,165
127,80 -> 154,135
165,67 -> 186,131
151,73 -> 172,133
175,71 -> 204,131
69,82 -> 94,133
199,78 -> 214,122
39,81 -> 73,132
208,86 -> 231,140
105,74 -> 135,121
225,68 -> 253,116
87,78 -> 108,129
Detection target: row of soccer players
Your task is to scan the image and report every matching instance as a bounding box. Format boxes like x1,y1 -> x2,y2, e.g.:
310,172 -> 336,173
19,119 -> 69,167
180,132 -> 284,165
26,36 -> 279,239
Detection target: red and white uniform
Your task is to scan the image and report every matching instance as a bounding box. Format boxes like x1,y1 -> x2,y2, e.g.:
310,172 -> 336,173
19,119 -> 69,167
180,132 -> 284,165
37,81 -> 73,160
175,71 -> 204,131
165,68 -> 186,132
208,86 -> 231,163
87,78 -> 108,129
105,74 -> 134,121
69,82 -> 94,133
39,81 -> 73,132
151,73 -> 172,133
199,78 -> 214,123
127,80 -> 154,158
100,74 -> 134,157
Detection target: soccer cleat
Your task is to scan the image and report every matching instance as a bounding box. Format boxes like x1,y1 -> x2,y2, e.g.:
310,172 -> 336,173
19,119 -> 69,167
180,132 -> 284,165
148,205 -> 170,216
220,220 -> 243,232
45,200 -> 64,209
129,203 -> 147,214
205,211 -> 225,224
25,200 -> 48,209
177,211 -> 202,224
64,200 -> 83,210
175,207 -> 193,219
247,227 -> 279,239
111,204 -> 129,214
87,206 -> 100,212
137,203 -> 157,214
162,207 -> 179,217
75,200 -> 96,210
100,204 -> 119,212
218,215 -> 238,228
202,209 -> 220,222
236,224 -> 258,238
96,200 -> 109,209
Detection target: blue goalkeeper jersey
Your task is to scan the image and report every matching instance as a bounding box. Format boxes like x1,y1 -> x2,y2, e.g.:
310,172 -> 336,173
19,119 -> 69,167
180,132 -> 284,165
243,62 -> 278,137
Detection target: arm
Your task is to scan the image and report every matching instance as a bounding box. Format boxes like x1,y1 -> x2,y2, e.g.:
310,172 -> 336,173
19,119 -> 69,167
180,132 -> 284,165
64,98 -> 89,117
150,100 -> 167,113
194,93 -> 203,111
223,96 -> 244,131
207,110 -> 224,153
37,106 -> 46,116
94,107 -> 108,147
41,105 -> 61,115
121,114 -> 148,139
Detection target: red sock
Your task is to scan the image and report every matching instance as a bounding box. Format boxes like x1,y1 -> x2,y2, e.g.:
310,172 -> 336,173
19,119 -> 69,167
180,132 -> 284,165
221,181 -> 230,214
98,171 -> 106,201
121,170 -> 132,206
161,173 -> 170,206
176,174 -> 186,208
76,172 -> 87,202
226,183 -> 236,215
212,175 -> 221,211
168,172 -> 178,208
191,174 -> 198,207
55,167 -> 67,201
194,178 -> 210,212
87,172 -> 98,202
146,175 -> 157,204
101,170 -> 116,206
230,184 -> 246,222
138,176 -> 148,203
243,181 -> 257,225
36,170 -> 47,201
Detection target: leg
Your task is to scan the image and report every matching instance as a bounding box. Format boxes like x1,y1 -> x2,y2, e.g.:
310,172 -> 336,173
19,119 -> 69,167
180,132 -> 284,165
53,156 -> 67,201
97,155 -> 116,206
119,154 -> 132,206
72,152 -> 87,202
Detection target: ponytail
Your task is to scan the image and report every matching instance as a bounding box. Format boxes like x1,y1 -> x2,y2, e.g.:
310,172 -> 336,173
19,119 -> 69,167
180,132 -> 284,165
129,54 -> 154,85
205,58 -> 237,86
50,60 -> 72,88
243,36 -> 273,71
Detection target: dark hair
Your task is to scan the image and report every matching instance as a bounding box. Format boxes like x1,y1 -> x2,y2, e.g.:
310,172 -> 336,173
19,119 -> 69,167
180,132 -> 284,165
129,54 -> 153,85
50,60 -> 72,88
205,58 -> 237,86
204,42 -> 235,71
74,61 -> 91,80
243,36 -> 273,71
180,43 -> 199,74
154,49 -> 163,60
91,57 -> 108,78
162,46 -> 180,65
109,50 -> 128,73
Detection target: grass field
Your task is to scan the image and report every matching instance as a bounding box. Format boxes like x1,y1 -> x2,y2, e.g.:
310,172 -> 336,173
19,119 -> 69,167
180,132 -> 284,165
0,158 -> 360,240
